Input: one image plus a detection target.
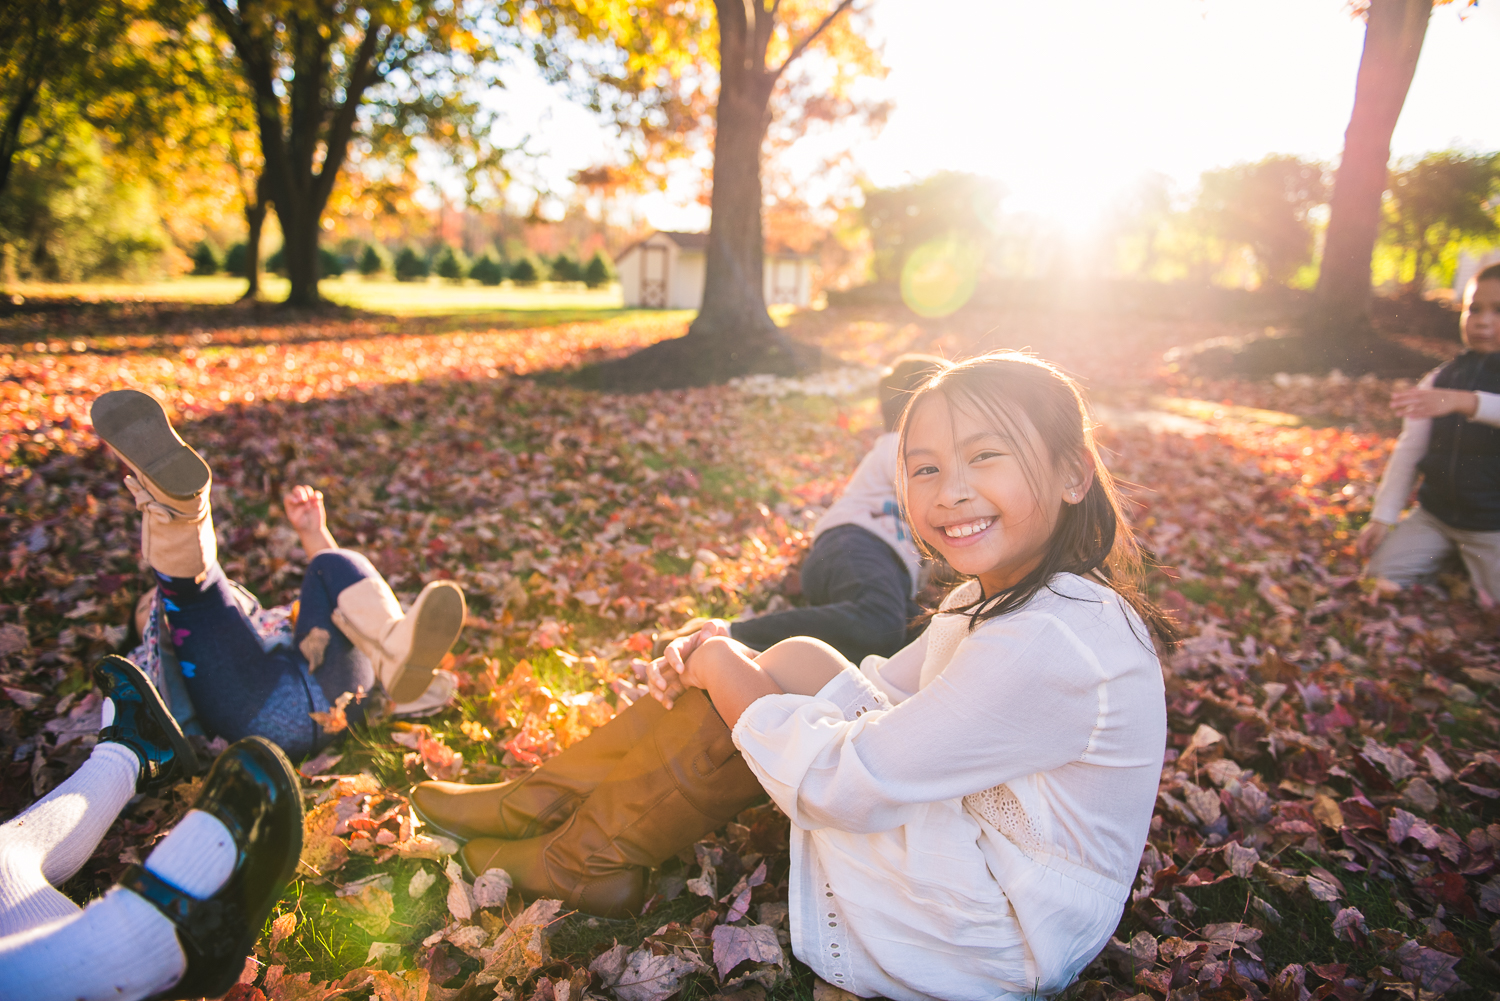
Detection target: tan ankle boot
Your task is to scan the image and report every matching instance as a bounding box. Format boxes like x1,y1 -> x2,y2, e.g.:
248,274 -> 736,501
122,475 -> 217,580
460,688 -> 765,918
92,390 -> 216,581
412,695 -> 666,842
332,578 -> 465,703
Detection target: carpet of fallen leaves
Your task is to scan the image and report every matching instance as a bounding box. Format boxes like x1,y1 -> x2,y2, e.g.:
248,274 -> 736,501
4,296 -> 1500,1001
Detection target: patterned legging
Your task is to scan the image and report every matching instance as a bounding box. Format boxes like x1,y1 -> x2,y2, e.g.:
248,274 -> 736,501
156,549 -> 379,758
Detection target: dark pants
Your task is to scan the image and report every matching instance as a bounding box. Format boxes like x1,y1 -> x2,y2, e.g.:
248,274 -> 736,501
155,549 -> 379,758
730,525 -> 917,664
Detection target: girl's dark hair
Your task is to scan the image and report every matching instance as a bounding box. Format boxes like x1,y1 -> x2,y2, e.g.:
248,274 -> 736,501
896,351 -> 1177,647
1475,263 -> 1500,285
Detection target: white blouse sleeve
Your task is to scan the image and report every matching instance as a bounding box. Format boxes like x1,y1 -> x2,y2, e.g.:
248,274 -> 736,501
731,611 -> 1104,834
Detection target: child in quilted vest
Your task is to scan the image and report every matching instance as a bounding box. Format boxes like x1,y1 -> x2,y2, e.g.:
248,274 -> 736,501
1359,263 -> 1500,601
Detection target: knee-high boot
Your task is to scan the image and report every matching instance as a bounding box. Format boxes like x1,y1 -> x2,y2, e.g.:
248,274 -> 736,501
411,695 -> 667,842
460,688 -> 766,919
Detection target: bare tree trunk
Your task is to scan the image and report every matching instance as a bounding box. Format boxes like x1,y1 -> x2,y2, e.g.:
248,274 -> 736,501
1312,0 -> 1432,342
238,172 -> 267,301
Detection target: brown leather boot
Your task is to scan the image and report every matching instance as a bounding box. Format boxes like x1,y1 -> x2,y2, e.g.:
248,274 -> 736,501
412,695 -> 666,842
460,688 -> 766,919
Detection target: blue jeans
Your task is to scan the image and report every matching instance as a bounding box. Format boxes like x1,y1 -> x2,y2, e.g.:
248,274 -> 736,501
154,549 -> 379,759
729,525 -> 918,664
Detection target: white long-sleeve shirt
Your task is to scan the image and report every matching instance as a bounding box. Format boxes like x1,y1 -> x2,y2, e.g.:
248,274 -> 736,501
1370,369 -> 1500,525
732,576 -> 1166,1001
814,432 -> 923,595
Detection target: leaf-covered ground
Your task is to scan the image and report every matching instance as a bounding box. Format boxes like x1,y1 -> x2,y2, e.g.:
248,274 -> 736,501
3,296 -> 1500,1001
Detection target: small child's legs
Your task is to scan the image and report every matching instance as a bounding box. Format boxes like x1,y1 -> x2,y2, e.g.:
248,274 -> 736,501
1367,506 -> 1500,601
161,550 -> 378,757
293,549 -> 380,716
730,525 -> 914,664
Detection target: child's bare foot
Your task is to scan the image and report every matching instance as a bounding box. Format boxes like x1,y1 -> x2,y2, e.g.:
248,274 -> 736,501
283,485 -> 338,557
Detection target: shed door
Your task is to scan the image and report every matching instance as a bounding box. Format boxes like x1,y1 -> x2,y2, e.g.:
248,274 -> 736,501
772,259 -> 799,304
641,246 -> 668,308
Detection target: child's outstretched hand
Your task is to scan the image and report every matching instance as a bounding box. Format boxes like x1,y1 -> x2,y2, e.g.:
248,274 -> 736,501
1356,519 -> 1391,559
1391,387 -> 1478,420
283,484 -> 338,557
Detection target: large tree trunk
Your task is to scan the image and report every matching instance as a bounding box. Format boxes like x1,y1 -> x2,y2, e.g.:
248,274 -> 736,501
687,67 -> 780,347
1312,0 -> 1432,343
276,197 -> 322,307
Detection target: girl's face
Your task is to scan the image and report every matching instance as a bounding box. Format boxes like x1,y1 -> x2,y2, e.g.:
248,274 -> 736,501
1463,279 -> 1500,354
903,393 -> 1088,597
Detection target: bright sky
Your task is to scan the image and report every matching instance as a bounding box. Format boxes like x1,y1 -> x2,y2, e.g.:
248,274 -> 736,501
484,0 -> 1500,233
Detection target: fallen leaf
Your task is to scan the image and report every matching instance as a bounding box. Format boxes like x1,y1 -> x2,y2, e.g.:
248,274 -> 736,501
472,867 -> 512,908
711,923 -> 785,981
443,858 -> 475,921
592,943 -> 709,1001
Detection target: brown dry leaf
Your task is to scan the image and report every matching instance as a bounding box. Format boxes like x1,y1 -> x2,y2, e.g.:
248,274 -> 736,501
481,897 -> 563,983
710,923 -> 785,981
333,881 -> 395,935
269,911 -> 297,954
1311,794 -> 1345,830
443,858 -> 474,922
471,867 -> 512,909
261,964 -> 346,1001
298,801 -> 349,877
420,732 -> 463,781
812,979 -> 860,1001
590,942 -> 709,1001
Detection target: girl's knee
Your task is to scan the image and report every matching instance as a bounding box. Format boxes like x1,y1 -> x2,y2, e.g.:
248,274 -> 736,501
757,637 -> 852,696
308,548 -> 378,586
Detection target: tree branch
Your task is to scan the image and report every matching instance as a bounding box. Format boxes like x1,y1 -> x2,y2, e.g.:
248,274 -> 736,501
312,21 -> 385,212
772,0 -> 856,79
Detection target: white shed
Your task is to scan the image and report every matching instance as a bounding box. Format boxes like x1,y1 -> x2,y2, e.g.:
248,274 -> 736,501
1456,249 -> 1500,298
616,230 -> 815,309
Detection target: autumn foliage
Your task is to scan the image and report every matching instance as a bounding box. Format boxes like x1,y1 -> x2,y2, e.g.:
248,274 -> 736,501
3,298 -> 1500,998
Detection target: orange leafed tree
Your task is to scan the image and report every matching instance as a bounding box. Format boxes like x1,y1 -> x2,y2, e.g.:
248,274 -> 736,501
553,0 -> 883,387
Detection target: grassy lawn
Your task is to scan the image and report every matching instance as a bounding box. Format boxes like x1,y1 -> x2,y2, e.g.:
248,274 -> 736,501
2,290 -> 1498,1000
6,274 -> 629,315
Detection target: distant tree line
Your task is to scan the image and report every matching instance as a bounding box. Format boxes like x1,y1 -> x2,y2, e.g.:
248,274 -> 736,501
184,240 -> 615,288
862,149 -> 1500,297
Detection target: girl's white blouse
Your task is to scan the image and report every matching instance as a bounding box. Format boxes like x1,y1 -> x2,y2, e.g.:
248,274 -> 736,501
731,575 -> 1167,1001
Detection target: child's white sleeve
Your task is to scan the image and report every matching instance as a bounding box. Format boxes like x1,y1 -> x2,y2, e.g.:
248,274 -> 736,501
1369,369 -> 1438,525
1474,392 -> 1500,427
731,613 -> 1105,834
1370,419 -> 1430,524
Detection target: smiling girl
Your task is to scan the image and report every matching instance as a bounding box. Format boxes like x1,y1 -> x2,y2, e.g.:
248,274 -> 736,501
428,352 -> 1173,1001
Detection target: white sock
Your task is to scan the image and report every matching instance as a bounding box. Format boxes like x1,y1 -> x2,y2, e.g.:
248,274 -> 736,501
0,742 -> 139,937
0,811 -> 238,1001
0,889 -> 186,1001
143,810 -> 236,897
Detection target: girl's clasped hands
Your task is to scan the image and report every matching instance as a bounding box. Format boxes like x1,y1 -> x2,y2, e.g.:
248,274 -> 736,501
646,619 -> 731,710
